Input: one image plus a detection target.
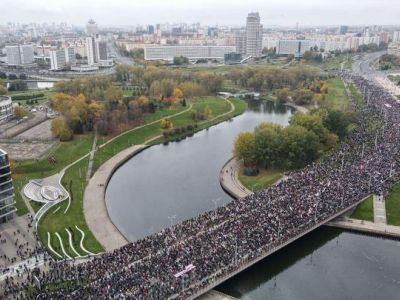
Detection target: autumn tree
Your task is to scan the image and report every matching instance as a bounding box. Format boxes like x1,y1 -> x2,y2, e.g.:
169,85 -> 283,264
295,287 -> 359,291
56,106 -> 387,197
233,132 -> 256,166
160,118 -> 173,129
14,106 -> 27,119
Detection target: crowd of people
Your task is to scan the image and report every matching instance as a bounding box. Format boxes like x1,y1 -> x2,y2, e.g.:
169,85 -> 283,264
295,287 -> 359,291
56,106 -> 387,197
2,74 -> 400,299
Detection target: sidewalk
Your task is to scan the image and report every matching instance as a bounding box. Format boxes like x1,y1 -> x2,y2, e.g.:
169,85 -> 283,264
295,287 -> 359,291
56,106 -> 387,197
83,145 -> 147,251
219,157 -> 251,199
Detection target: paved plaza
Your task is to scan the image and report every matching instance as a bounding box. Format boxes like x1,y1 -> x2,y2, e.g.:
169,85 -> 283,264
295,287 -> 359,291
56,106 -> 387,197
0,214 -> 41,271
0,141 -> 56,160
15,119 -> 54,141
0,112 -> 47,139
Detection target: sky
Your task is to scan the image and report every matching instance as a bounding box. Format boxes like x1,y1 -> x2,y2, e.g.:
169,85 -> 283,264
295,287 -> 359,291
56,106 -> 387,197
2,0 -> 399,27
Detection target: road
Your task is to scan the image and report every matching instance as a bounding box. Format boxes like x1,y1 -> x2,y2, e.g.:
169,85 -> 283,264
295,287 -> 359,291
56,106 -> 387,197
352,51 -> 400,98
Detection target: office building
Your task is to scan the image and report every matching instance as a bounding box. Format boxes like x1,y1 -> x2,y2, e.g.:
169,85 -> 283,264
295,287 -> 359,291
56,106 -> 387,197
0,96 -> 13,123
276,40 -> 311,57
5,44 -> 34,66
235,33 -> 246,56
96,41 -> 107,61
144,45 -> 236,61
0,148 -> 16,223
86,37 -> 107,65
224,52 -> 242,64
49,47 -> 76,70
86,36 -> 97,65
49,49 -> 66,70
339,25 -> 348,35
245,12 -> 263,57
393,31 -> 400,43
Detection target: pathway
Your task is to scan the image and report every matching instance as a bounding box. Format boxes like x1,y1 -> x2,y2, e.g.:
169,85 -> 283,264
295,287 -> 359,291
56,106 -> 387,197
86,133 -> 98,182
373,195 -> 387,224
220,157 -> 251,199
83,145 -> 147,251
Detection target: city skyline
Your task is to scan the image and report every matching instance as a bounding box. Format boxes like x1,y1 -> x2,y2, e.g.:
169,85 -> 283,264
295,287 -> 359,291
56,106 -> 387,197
2,0 -> 400,26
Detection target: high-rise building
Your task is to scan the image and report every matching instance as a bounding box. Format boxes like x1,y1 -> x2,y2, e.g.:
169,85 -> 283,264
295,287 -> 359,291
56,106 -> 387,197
5,45 -> 21,66
86,36 -> 97,65
20,45 -> 34,64
393,31 -> 400,43
0,148 -> 16,223
96,41 -> 107,61
245,12 -> 263,57
5,44 -> 34,66
64,47 -> 76,65
49,49 -> 66,70
86,19 -> 98,36
339,25 -> 349,35
86,37 -> 107,65
49,47 -> 76,70
276,40 -> 311,57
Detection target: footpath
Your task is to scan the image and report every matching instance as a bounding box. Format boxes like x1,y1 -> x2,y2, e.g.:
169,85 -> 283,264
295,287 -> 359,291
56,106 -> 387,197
220,158 -> 400,239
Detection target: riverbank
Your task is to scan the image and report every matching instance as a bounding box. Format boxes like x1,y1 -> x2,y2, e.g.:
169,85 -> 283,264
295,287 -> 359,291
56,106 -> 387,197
84,145 -> 147,251
83,98 -> 247,252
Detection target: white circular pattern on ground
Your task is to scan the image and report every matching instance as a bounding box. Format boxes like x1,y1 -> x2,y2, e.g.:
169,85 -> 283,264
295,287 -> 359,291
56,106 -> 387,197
40,186 -> 62,201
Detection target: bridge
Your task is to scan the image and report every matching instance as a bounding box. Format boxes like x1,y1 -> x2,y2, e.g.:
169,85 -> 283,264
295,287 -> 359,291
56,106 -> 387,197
187,196 -> 370,300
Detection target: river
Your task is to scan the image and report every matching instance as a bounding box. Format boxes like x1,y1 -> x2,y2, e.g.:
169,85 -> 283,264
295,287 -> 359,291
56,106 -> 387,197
106,100 -> 400,299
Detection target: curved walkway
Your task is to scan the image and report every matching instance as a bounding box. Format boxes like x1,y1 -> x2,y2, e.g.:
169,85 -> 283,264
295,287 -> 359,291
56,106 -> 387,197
83,145 -> 147,251
220,157 -> 252,199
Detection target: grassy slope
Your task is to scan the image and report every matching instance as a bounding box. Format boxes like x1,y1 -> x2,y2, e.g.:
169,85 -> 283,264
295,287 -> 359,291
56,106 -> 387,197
39,97 -> 247,258
385,183 -> 400,226
350,195 -> 374,222
321,78 -> 349,111
239,168 -> 283,192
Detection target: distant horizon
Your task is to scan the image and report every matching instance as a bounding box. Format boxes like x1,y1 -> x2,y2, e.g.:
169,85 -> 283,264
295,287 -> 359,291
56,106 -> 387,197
1,0 -> 399,27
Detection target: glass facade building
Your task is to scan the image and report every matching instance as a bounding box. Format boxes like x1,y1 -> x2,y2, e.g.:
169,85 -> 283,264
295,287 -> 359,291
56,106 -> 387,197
0,149 -> 16,223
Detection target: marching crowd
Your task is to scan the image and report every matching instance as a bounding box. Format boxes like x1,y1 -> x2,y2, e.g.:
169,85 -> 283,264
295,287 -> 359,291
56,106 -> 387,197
2,74 -> 400,299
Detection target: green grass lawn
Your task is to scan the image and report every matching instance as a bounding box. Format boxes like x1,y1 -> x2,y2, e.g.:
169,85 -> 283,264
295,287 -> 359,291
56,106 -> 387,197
38,157 -> 104,257
239,168 -> 283,192
385,183 -> 400,226
13,134 -> 94,216
9,89 -> 56,106
322,78 -> 349,111
319,53 -> 354,72
350,195 -> 374,222
349,83 -> 364,108
30,201 -> 44,213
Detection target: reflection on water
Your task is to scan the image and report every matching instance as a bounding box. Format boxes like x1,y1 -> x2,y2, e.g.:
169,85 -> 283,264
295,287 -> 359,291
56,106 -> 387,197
218,228 -> 400,300
106,100 -> 293,241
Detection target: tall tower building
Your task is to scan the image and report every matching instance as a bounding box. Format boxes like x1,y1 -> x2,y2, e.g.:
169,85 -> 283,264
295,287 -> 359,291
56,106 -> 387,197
0,148 -> 16,223
86,19 -> 98,36
245,12 -> 263,57
86,36 -> 97,65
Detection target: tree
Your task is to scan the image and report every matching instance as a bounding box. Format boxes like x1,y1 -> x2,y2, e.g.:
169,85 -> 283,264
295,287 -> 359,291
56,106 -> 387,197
0,85 -> 7,95
173,56 -> 189,65
14,106 -> 27,119
160,118 -> 173,129
276,88 -> 291,104
173,88 -> 183,100
234,132 -> 256,166
281,125 -> 320,169
254,123 -> 283,168
290,113 -> 328,144
51,118 -> 73,140
323,109 -> 354,139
